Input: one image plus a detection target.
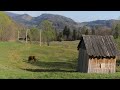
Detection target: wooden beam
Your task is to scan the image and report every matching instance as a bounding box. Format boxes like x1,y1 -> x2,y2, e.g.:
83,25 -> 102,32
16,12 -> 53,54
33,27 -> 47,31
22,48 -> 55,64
26,29 -> 29,43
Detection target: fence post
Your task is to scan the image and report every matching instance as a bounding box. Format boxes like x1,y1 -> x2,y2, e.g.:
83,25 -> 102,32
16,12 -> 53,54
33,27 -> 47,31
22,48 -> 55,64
26,29 -> 29,43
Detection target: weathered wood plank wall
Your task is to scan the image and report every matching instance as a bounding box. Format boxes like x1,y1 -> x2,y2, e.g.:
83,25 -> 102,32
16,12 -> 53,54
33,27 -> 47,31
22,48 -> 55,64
88,58 -> 116,73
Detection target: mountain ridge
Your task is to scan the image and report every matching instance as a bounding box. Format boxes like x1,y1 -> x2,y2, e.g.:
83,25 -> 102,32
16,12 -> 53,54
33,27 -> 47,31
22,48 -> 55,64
5,12 -> 120,30
5,12 -> 78,30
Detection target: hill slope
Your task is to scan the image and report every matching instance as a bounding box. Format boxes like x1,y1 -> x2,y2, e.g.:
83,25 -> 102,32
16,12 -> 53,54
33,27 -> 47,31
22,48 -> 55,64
12,14 -> 34,26
33,14 -> 78,30
81,19 -> 120,28
6,12 -> 78,31
0,11 -> 20,41
5,11 -> 20,17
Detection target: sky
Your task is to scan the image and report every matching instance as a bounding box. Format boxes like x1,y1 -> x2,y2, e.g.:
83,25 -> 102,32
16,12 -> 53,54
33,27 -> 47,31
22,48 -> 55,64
7,11 -> 120,22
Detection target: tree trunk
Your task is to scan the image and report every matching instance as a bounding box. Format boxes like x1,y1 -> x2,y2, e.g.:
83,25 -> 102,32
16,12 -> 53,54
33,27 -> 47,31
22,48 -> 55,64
47,37 -> 50,46
47,42 -> 49,46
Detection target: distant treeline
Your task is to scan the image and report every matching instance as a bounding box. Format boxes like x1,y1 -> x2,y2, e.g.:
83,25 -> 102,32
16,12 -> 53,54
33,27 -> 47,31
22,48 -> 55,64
18,20 -> 120,45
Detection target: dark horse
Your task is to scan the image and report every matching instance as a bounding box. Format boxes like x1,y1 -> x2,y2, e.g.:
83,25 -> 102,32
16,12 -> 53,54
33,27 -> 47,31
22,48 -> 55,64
28,56 -> 37,62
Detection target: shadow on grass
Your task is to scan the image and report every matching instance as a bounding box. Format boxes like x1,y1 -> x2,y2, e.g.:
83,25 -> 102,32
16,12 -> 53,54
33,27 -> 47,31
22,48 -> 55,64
23,68 -> 76,72
22,59 -> 77,72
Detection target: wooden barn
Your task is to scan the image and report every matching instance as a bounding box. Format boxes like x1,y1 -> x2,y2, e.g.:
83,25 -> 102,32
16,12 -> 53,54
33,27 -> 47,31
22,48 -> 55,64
77,35 -> 119,73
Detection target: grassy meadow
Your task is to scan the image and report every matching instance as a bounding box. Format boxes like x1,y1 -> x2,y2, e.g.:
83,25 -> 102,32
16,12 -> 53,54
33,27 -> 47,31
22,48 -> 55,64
0,40 -> 120,79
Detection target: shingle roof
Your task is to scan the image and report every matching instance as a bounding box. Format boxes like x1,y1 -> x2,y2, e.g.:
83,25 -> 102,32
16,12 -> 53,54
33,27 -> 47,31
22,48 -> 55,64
78,35 -> 119,57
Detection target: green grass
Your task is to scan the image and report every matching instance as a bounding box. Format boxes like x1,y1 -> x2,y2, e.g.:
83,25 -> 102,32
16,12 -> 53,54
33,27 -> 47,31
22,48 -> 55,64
0,40 -> 120,79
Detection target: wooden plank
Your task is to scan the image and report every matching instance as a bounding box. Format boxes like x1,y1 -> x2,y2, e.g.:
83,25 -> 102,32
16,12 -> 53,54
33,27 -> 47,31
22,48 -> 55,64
88,59 -> 91,73
78,47 -> 83,72
82,49 -> 85,72
79,48 -> 84,72
84,50 -> 87,72
103,36 -> 110,56
114,59 -> 116,73
109,36 -> 118,56
86,35 -> 95,56
95,36 -> 103,56
91,36 -> 100,56
101,36 -> 110,56
107,36 -> 116,56
77,49 -> 80,71
88,35 -> 95,56
83,36 -> 92,55
97,36 -> 106,56
104,36 -> 112,56
109,38 -> 117,56
105,36 -> 113,56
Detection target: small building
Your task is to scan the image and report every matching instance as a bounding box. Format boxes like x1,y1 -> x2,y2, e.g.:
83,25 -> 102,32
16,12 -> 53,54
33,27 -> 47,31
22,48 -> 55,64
77,35 -> 119,73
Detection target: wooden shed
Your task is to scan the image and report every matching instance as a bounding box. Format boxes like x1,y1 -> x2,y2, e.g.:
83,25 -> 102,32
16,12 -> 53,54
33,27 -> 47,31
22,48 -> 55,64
77,35 -> 119,73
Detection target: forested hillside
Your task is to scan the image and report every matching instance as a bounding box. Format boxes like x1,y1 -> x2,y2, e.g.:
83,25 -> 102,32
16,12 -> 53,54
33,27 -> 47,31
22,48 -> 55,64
0,11 -> 21,41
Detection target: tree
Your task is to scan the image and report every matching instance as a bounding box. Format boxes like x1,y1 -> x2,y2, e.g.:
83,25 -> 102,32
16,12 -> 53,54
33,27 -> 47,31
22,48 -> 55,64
63,26 -> 68,40
81,26 -> 88,34
66,28 -> 70,40
29,28 -> 40,41
40,20 -> 55,46
63,26 -> 71,40
113,24 -> 120,39
85,29 -> 89,35
0,11 -> 19,41
77,27 -> 82,40
72,29 -> 77,40
54,28 -> 58,41
92,27 -> 96,35
57,32 -> 63,42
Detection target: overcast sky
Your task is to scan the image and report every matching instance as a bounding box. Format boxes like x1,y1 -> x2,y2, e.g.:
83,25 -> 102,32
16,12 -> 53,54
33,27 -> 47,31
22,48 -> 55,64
7,11 -> 120,22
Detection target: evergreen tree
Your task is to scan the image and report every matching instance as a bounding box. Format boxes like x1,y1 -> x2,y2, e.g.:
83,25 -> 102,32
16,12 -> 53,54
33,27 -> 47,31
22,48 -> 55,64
113,24 -> 120,39
63,26 -> 68,40
58,32 -> 63,42
72,29 -> 77,40
63,26 -> 70,40
77,30 -> 81,40
81,26 -> 87,34
85,29 -> 89,35
92,27 -> 96,35
66,27 -> 70,40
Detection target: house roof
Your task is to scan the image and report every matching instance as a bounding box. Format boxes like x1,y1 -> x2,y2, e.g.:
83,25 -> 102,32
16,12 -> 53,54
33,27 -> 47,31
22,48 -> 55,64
78,35 -> 119,57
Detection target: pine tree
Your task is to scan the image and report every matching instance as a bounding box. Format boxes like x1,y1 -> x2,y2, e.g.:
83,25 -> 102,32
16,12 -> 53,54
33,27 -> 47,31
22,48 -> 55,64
73,29 -> 77,40
66,27 -> 70,40
58,32 -> 63,42
113,24 -> 120,39
92,27 -> 96,35
85,29 -> 89,35
77,30 -> 81,40
63,26 -> 68,40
